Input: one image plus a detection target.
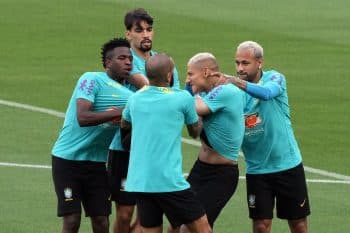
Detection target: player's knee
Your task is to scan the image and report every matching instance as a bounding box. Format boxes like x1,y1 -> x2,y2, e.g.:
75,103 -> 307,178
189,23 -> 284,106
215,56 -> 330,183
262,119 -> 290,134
288,218 -> 308,233
167,225 -> 179,233
63,214 -> 81,232
201,225 -> 212,233
91,216 -> 109,230
117,207 -> 133,224
253,219 -> 271,233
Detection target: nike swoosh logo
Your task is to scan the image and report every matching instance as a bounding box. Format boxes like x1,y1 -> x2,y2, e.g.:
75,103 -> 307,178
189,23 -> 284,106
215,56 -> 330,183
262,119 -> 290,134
299,199 -> 306,207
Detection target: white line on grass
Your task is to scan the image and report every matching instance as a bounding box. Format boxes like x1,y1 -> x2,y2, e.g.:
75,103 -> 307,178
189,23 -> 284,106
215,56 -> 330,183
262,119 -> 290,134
2,98 -> 350,182
1,162 -> 350,184
0,99 -> 65,118
0,162 -> 51,169
304,166 -> 350,181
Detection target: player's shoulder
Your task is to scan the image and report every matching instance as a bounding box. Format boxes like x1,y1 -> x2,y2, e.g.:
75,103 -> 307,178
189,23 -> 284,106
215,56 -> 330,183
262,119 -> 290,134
132,85 -> 150,97
173,88 -> 192,98
264,70 -> 286,81
206,84 -> 239,100
78,71 -> 105,80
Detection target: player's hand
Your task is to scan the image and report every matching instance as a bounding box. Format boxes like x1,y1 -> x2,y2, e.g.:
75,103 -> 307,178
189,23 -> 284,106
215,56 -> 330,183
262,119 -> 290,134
209,72 -> 230,84
106,107 -> 122,124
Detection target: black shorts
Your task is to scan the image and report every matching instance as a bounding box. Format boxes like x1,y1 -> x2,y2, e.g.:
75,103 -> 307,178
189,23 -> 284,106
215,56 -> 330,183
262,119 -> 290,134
51,155 -> 111,217
187,159 -> 239,227
246,163 -> 311,220
107,150 -> 136,205
136,189 -> 205,228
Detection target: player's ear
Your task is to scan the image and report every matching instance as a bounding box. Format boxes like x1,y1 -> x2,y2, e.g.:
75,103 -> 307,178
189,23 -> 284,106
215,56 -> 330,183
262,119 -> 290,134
105,57 -> 112,69
258,58 -> 263,69
125,30 -> 131,40
203,67 -> 209,78
167,71 -> 173,84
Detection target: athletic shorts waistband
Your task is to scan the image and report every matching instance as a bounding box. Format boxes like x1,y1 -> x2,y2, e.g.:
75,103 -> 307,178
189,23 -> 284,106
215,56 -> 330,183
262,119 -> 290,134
197,158 -> 238,168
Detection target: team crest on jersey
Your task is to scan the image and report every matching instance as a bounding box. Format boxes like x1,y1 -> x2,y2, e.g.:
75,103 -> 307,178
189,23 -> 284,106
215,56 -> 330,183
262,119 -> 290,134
244,113 -> 262,128
158,87 -> 173,94
248,194 -> 256,208
108,81 -> 122,88
64,187 -> 73,201
120,178 -> 126,191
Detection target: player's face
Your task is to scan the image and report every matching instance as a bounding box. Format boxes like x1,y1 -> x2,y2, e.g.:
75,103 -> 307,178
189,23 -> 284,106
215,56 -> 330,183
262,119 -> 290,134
126,21 -> 153,52
235,49 -> 262,82
106,47 -> 133,81
186,64 -> 207,94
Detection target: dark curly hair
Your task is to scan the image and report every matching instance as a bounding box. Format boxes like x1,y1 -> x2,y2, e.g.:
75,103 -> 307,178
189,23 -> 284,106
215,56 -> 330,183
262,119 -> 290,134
124,8 -> 153,30
101,38 -> 130,68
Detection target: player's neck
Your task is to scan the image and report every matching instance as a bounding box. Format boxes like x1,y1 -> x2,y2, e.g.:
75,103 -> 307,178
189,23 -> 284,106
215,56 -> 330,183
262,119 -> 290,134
252,71 -> 263,83
150,81 -> 169,87
106,71 -> 124,84
207,77 -> 221,92
132,46 -> 151,60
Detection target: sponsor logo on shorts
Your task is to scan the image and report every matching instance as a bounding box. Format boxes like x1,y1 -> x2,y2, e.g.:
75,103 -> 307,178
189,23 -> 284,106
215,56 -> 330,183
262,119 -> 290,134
299,198 -> 306,207
248,194 -> 256,208
64,187 -> 73,201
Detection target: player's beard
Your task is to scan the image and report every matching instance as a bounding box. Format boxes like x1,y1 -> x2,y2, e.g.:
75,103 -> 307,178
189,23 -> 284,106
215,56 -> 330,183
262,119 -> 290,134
139,40 -> 152,52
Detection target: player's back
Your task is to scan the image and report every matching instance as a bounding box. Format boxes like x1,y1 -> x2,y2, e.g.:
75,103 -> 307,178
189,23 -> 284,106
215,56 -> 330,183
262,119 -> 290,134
124,85 -> 197,192
129,86 -> 190,149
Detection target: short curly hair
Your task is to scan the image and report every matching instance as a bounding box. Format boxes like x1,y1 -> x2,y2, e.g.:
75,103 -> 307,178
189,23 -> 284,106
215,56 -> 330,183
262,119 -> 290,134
101,38 -> 130,68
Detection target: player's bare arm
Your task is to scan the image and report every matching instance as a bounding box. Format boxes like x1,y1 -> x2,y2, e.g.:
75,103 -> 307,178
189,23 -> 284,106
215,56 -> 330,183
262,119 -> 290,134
76,98 -> 122,126
120,118 -> 132,130
211,72 -> 247,90
186,120 -> 201,139
195,95 -> 211,116
125,73 -> 149,89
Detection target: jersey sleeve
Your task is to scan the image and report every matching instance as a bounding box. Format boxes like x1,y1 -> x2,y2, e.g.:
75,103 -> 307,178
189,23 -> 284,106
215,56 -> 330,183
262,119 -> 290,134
130,56 -> 146,76
202,85 -> 230,113
75,72 -> 99,103
122,97 -> 132,123
245,73 -> 284,100
171,67 -> 180,89
183,92 -> 198,125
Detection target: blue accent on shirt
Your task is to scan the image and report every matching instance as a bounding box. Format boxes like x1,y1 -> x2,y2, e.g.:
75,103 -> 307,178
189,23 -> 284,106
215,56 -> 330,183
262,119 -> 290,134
246,80 -> 282,100
242,70 -> 302,174
52,72 -> 131,162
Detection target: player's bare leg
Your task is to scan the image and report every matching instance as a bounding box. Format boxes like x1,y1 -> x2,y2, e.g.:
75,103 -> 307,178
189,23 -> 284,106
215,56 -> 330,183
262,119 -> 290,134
185,215 -> 212,233
91,215 -> 109,233
130,213 -> 142,233
62,213 -> 81,233
141,225 -> 163,233
112,205 -> 134,233
288,218 -> 308,233
252,219 -> 272,233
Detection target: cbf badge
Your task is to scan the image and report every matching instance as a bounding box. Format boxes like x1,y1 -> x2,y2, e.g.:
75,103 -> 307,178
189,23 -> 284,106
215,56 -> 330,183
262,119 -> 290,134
64,187 -> 73,201
120,178 -> 126,191
248,194 -> 256,208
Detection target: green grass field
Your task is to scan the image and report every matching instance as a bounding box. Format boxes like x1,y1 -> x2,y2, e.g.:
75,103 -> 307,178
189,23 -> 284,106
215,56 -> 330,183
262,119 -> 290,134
1,0 -> 350,232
